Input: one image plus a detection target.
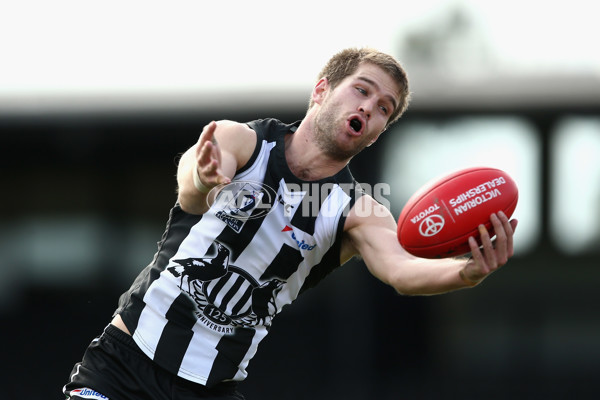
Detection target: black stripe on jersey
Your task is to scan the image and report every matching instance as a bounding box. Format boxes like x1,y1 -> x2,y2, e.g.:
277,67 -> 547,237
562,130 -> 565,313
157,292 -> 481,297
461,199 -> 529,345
289,181 -> 325,235
219,274 -> 247,311
242,118 -> 298,179
298,188 -> 362,295
214,215 -> 260,262
206,327 -> 256,388
246,119 -> 300,143
214,150 -> 279,262
231,285 -> 253,316
298,237 -> 341,295
207,271 -> 233,304
153,292 -> 198,374
259,243 -> 304,281
116,205 -> 203,333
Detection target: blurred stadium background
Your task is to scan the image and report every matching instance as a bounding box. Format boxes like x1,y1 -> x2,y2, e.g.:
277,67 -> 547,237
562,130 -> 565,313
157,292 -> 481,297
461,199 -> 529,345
1,1 -> 599,399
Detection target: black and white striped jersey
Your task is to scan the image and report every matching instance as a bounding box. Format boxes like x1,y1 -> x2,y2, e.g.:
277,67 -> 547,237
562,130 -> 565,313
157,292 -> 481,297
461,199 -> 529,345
115,118 -> 363,387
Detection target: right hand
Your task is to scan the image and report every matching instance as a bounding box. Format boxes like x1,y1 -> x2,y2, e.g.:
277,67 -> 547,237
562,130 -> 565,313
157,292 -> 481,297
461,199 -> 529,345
194,121 -> 231,190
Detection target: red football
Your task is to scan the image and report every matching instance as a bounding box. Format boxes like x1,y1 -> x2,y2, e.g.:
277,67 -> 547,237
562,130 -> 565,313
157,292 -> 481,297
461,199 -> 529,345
397,167 -> 518,259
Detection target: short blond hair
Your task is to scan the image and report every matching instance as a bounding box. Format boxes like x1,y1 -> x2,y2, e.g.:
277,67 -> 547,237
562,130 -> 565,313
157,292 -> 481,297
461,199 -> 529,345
309,48 -> 410,128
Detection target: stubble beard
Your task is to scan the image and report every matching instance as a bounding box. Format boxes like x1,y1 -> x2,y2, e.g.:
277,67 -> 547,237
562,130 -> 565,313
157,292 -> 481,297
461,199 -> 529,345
314,101 -> 366,162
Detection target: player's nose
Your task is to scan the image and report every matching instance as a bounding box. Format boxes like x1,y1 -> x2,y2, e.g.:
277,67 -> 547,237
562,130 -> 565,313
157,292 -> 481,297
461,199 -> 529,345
359,99 -> 377,119
358,106 -> 371,119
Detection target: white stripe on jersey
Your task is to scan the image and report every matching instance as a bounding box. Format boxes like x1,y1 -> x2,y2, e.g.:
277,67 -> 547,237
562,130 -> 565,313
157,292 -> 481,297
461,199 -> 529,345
126,121 -> 357,386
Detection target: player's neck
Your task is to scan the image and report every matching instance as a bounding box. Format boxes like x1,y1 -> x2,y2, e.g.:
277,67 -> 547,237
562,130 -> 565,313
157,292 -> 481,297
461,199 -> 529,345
284,124 -> 349,181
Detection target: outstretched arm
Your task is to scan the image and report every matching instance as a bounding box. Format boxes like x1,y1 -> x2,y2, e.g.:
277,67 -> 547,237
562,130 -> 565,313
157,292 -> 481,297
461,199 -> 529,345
177,121 -> 256,214
342,195 -> 518,295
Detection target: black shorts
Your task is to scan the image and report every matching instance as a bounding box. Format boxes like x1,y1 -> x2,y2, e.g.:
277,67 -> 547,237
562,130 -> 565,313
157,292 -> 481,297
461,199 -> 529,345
63,324 -> 245,400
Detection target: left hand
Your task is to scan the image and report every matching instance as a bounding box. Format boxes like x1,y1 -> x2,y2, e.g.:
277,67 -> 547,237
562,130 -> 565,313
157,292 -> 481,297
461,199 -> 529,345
461,211 -> 518,286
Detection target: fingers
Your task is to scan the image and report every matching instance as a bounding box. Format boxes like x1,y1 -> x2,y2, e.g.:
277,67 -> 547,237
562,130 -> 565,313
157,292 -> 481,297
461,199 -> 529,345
194,121 -> 229,189
198,139 -> 215,166
479,223 -> 496,272
197,151 -> 225,186
199,121 -> 217,146
492,211 -> 516,264
197,121 -> 219,159
467,235 -> 485,275
466,212 -> 517,282
490,213 -> 507,264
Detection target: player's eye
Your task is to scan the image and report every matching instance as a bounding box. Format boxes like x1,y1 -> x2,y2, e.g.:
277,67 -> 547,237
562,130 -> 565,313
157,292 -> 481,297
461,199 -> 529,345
356,87 -> 367,96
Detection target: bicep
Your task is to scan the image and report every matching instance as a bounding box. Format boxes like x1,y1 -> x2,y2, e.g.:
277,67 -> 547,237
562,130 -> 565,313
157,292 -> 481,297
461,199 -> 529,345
214,120 -> 257,175
343,196 -> 414,285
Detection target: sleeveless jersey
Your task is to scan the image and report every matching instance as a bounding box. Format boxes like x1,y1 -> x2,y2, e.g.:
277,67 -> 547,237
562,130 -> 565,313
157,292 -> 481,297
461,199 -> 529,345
115,118 -> 363,387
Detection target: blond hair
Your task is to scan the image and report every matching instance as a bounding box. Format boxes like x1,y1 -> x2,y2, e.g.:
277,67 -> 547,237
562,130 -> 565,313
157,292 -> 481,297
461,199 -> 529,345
309,48 -> 410,128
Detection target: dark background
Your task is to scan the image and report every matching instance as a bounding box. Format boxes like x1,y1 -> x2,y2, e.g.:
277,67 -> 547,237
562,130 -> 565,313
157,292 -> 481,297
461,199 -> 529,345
1,100 -> 599,400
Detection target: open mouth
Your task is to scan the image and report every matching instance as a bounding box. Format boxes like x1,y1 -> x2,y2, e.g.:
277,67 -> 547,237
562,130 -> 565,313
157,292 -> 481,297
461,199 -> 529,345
349,118 -> 363,133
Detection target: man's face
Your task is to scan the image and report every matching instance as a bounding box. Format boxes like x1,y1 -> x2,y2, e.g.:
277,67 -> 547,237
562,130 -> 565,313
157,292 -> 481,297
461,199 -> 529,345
313,63 -> 401,161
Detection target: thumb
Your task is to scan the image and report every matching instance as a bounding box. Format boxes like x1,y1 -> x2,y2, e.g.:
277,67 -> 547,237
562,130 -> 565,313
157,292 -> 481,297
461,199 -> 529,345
217,174 -> 231,185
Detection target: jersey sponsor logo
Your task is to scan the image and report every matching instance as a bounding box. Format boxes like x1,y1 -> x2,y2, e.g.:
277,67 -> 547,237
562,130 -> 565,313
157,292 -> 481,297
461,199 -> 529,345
70,388 -> 109,400
282,225 -> 317,251
210,180 -> 277,232
167,242 -> 285,329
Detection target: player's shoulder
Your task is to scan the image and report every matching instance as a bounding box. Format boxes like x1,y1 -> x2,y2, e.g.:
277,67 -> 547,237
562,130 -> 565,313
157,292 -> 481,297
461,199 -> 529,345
212,120 -> 257,169
340,193 -> 397,263
245,118 -> 300,142
214,120 -> 257,138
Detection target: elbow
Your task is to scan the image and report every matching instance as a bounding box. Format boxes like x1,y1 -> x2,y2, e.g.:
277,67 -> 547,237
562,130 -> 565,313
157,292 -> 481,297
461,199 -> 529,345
392,284 -> 421,297
177,189 -> 209,215
387,271 -> 425,297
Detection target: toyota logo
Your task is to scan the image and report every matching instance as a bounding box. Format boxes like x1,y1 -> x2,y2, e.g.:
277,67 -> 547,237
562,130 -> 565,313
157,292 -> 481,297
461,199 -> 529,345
419,215 -> 445,237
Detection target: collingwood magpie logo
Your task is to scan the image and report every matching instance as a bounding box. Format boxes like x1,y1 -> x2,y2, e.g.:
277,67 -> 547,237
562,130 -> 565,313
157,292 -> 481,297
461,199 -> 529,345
209,180 -> 277,232
167,242 -> 284,331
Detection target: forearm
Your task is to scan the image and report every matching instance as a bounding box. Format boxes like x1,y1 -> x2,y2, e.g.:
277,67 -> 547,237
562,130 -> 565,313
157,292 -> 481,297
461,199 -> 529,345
384,256 -> 477,296
347,198 -> 481,296
348,197 -> 515,296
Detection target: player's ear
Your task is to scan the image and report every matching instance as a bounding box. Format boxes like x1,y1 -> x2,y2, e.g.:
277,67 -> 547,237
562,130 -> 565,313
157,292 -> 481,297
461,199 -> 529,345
312,78 -> 329,105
